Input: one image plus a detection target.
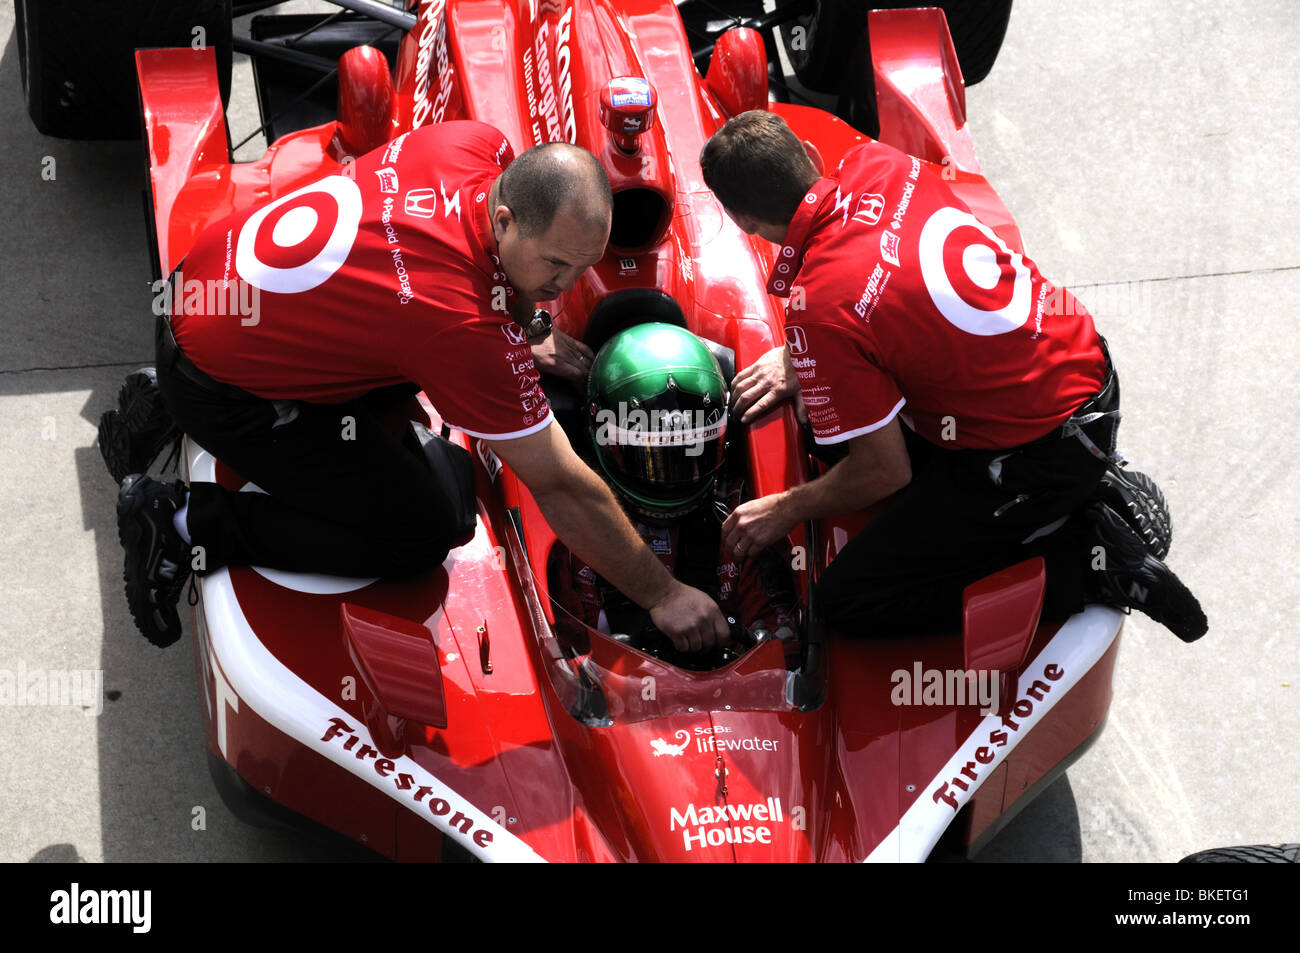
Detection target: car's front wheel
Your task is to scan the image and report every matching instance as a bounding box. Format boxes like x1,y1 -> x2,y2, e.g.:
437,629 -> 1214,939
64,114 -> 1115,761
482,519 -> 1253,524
15,0 -> 233,139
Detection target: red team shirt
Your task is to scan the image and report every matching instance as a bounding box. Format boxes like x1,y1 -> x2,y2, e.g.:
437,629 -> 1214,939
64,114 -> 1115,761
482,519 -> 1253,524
172,121 -> 551,441
769,141 -> 1104,450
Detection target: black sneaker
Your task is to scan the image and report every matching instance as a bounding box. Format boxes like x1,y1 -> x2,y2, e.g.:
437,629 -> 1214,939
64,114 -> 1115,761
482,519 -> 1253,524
117,474 -> 192,647
1092,466 -> 1172,559
1086,502 -> 1207,643
98,368 -> 180,484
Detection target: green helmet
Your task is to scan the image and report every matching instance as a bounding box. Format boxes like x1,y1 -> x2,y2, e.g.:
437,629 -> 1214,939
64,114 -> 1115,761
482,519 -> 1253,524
587,323 -> 729,521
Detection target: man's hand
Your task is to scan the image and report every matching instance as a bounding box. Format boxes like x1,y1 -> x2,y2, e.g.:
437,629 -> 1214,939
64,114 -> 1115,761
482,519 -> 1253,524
648,581 -> 733,653
488,421 -> 729,651
722,493 -> 798,560
730,344 -> 799,425
531,328 -> 594,386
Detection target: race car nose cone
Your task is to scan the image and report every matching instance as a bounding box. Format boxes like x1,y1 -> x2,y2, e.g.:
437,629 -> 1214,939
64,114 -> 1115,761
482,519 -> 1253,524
599,76 -> 658,154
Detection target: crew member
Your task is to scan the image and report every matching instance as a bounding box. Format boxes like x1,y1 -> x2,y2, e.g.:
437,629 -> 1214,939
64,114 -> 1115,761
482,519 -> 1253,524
116,121 -> 728,653
699,111 -> 1206,641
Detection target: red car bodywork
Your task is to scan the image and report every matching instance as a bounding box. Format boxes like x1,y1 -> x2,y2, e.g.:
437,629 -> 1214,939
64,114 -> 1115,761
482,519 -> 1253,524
136,0 -> 1122,861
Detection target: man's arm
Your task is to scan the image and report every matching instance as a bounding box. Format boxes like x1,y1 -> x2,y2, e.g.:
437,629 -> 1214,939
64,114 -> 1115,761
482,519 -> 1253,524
487,421 -> 730,652
721,417 -> 912,555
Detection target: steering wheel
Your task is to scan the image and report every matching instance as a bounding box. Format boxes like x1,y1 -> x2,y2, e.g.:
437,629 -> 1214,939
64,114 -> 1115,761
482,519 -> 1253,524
612,616 -> 764,671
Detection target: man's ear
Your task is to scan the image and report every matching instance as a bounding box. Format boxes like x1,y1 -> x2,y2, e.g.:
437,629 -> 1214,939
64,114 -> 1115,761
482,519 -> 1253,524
492,205 -> 514,239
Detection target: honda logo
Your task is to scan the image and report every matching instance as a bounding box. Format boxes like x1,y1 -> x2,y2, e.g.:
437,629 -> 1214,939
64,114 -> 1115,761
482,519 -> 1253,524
854,192 -> 886,226
502,323 -> 528,346
404,188 -> 437,218
785,325 -> 807,355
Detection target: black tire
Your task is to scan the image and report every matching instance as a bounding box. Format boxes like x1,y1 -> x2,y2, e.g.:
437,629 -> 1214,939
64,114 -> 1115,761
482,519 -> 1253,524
15,0 -> 233,140
1179,843 -> 1300,863
776,0 -> 1013,95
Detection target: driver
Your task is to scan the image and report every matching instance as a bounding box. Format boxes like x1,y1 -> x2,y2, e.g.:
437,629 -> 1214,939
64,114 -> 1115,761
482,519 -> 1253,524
549,323 -> 800,653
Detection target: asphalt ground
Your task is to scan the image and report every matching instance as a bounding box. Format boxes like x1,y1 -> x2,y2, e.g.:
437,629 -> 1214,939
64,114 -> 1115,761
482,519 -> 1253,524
0,1 -> 1295,864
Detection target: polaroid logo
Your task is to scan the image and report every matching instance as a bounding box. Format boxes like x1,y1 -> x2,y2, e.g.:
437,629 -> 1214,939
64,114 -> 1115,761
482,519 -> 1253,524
890,662 -> 999,715
670,798 -> 783,852
49,884 -> 150,933
592,403 -> 725,458
0,662 -> 103,716
890,178 -> 916,231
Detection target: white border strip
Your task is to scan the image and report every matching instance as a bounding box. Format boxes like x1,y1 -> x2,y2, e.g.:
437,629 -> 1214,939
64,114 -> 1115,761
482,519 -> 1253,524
190,444 -> 545,862
864,604 -> 1123,862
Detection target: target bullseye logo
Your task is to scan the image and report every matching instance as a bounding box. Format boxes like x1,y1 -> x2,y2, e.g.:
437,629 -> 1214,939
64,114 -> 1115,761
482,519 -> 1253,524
918,207 -> 1030,336
236,176 -> 362,294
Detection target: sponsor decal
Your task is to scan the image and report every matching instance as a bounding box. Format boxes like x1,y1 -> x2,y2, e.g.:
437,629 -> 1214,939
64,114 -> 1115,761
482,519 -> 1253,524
918,207 -> 1030,336
381,132 -> 409,165
404,187 -> 437,218
650,729 -> 690,756
833,186 -> 854,227
322,717 -> 497,848
854,192 -> 885,226
380,197 -> 415,304
439,179 -> 461,221
236,175 -> 361,295
880,229 -> 901,266
791,355 -> 817,380
610,77 -> 652,107
853,263 -> 890,321
619,257 -> 637,274
528,7 -> 577,143
929,662 -> 1064,810
801,385 -> 832,408
374,167 -> 399,194
647,528 -> 672,554
503,323 -> 529,345
670,797 -> 784,852
412,0 -> 454,129
784,325 -> 807,355
889,157 -> 922,231
477,441 -> 502,481
691,724 -> 780,754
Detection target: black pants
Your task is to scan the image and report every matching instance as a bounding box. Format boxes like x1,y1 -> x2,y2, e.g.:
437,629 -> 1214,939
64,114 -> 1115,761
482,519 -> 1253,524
155,320 -> 458,577
815,373 -> 1119,636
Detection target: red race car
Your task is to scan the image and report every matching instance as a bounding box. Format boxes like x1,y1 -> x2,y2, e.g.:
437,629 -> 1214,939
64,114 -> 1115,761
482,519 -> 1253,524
46,0 -> 1131,860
